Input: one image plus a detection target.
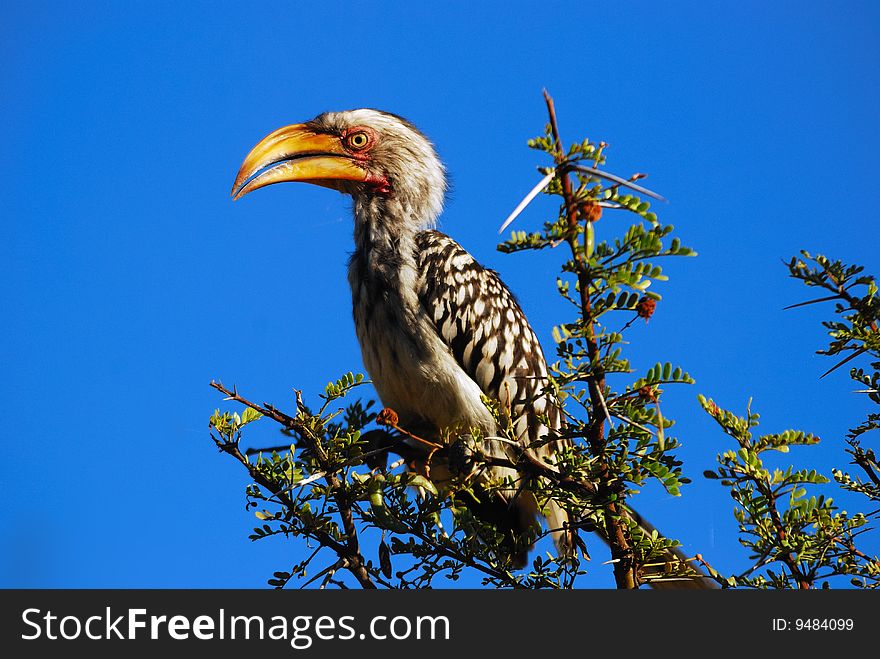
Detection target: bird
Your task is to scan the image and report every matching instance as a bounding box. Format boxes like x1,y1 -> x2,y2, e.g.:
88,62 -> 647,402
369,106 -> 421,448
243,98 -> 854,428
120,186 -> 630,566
231,109 -> 714,587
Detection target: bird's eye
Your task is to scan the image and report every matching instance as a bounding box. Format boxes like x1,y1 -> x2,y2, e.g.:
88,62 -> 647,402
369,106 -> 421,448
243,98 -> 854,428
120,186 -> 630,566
346,131 -> 370,150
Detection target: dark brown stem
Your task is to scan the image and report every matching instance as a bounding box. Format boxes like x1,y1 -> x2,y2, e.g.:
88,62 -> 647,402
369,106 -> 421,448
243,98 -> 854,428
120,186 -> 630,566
543,90 -> 636,589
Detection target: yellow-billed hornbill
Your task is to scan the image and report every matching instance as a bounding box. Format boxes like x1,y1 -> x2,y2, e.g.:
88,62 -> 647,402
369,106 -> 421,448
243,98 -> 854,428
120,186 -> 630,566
231,109 -> 712,586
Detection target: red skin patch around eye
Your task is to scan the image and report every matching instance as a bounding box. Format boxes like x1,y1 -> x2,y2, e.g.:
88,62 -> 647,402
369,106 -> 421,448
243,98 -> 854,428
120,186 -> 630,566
343,126 -> 378,158
343,126 -> 391,195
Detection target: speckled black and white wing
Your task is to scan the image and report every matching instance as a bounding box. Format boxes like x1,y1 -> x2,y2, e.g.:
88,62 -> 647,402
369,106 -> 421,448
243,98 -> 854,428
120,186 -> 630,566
414,230 -> 563,452
413,230 -> 571,556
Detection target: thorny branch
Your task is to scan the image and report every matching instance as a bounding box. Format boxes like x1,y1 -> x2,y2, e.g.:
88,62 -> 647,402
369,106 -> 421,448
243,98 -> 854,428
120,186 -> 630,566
210,380 -> 377,589
756,480 -> 811,589
542,89 -> 636,589
210,382 -> 552,588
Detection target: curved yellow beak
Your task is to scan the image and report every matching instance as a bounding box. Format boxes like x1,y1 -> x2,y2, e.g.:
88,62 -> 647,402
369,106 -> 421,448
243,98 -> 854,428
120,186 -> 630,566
230,123 -> 368,200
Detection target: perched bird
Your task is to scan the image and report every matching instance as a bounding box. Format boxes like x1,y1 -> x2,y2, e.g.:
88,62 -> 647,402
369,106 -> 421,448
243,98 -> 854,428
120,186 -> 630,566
231,109 -> 712,586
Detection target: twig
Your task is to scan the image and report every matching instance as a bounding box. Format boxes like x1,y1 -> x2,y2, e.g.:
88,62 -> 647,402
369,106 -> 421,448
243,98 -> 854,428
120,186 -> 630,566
376,408 -> 443,451
832,536 -> 880,567
376,407 -> 443,478
693,553 -> 731,588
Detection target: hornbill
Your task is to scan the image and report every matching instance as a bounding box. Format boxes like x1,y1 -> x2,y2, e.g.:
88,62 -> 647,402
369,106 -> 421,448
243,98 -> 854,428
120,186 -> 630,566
231,109 -> 714,588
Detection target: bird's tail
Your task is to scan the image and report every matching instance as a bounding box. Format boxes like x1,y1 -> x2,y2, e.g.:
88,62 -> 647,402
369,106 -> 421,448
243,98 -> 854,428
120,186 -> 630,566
501,491 -> 716,588
480,481 -> 716,587
543,496 -> 575,558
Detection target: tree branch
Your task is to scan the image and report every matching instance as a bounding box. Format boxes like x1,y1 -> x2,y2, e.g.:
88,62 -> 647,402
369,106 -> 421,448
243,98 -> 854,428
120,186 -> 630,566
543,89 -> 636,589
210,380 -> 376,589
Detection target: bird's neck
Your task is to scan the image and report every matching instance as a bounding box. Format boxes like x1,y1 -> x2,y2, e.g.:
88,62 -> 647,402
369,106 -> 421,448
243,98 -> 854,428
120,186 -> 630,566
352,196 -> 423,272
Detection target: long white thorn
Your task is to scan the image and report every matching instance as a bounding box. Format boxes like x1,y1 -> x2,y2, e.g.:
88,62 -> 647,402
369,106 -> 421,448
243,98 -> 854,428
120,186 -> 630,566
498,171 -> 555,234
594,382 -> 613,426
568,164 -> 667,202
283,470 -> 326,492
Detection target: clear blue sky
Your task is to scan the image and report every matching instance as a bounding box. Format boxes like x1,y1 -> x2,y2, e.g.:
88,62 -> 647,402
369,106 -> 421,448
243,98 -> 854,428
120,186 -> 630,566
2,1 -> 878,588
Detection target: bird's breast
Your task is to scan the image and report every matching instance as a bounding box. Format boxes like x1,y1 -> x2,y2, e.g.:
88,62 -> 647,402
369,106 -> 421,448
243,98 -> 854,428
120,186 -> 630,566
348,255 -> 494,440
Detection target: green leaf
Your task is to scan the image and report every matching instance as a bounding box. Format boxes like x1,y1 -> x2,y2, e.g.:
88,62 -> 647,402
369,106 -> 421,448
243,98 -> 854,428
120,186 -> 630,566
408,474 -> 439,496
585,221 -> 595,258
241,407 -> 263,426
